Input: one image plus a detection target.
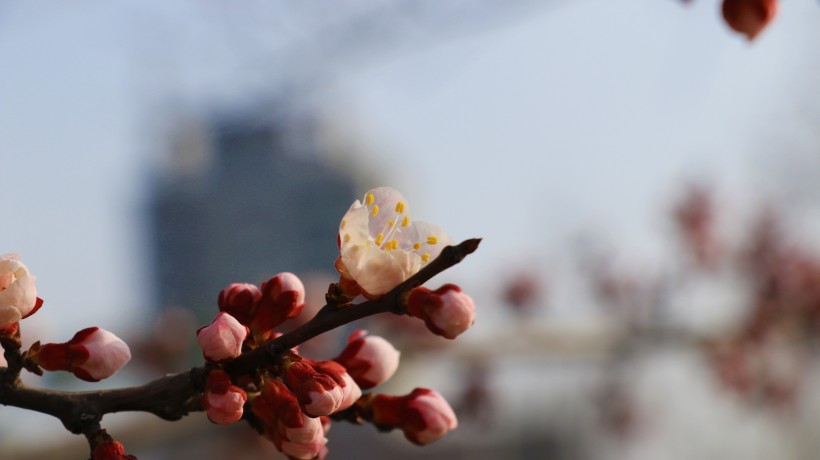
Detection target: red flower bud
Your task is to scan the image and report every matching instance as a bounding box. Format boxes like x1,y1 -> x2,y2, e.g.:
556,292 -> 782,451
92,440 -> 137,460
334,330 -> 400,389
196,312 -> 249,362
202,369 -> 247,425
252,378 -> 327,459
367,388 -> 458,445
722,0 -> 778,41
218,283 -> 261,325
29,327 -> 131,382
407,284 -> 476,339
283,357 -> 361,417
250,273 -> 306,342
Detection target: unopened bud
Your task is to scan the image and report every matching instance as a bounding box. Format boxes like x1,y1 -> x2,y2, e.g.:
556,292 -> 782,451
217,283 -> 261,325
202,369 -> 247,425
334,330 -> 400,389
283,357 -> 361,417
29,327 -> 131,382
722,0 -> 778,41
196,312 -> 249,362
246,273 -> 306,343
367,388 -> 458,445
252,378 -> 328,460
407,284 -> 476,339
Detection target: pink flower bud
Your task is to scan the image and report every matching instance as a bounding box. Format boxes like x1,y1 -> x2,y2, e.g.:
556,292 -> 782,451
29,327 -> 131,382
0,254 -> 40,328
250,273 -> 307,341
334,330 -> 400,389
217,282 -> 261,325
92,440 -> 137,460
722,0 -> 778,41
196,312 -> 249,362
252,379 -> 328,460
368,388 -> 458,445
407,284 -> 476,339
202,369 -> 247,425
283,357 -> 361,417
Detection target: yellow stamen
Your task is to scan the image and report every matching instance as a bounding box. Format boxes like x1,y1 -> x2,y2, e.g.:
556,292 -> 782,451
426,236 -> 438,245
375,233 -> 384,246
365,193 -> 375,205
343,234 -> 351,243
341,219 -> 346,229
422,253 -> 430,262
395,201 -> 405,213
390,240 -> 399,250
388,220 -> 395,228
413,243 -> 422,250
402,216 -> 410,227
371,205 -> 379,217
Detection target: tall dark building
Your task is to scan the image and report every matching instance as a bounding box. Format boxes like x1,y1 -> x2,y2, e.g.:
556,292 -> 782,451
150,109 -> 356,320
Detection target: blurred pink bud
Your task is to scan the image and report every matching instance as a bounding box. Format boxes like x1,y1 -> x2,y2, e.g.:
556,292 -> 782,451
369,388 -> 458,445
252,379 -> 328,460
217,283 -> 261,325
284,357 -> 361,417
251,273 -> 307,341
0,254 -> 40,328
196,312 -> 249,362
29,327 -> 131,382
722,0 -> 778,41
92,440 -> 137,460
334,330 -> 400,389
202,369 -> 247,425
407,284 -> 476,339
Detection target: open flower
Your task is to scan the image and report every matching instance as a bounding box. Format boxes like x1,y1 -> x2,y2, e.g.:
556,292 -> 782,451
337,187 -> 452,298
0,254 -> 40,328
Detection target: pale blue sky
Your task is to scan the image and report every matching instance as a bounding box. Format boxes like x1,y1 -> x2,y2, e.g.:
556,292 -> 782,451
1,0 -> 819,337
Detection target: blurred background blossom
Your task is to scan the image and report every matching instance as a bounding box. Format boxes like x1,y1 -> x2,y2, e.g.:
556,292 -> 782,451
2,0 -> 820,458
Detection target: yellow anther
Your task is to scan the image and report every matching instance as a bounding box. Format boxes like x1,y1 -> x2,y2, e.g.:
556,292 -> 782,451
426,236 -> 438,245
343,234 -> 351,243
422,253 -> 430,263
388,220 -> 395,228
365,193 -> 375,205
390,240 -> 399,250
375,233 -> 384,246
395,201 -> 405,213
402,216 -> 410,227
413,243 -> 422,250
371,205 -> 379,217
341,219 -> 346,229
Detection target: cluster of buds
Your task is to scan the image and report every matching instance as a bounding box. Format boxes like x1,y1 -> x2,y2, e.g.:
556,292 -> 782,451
190,187 -> 472,458
199,270 -> 456,458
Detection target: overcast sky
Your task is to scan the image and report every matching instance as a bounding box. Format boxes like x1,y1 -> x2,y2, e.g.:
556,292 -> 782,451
1,0 -> 819,336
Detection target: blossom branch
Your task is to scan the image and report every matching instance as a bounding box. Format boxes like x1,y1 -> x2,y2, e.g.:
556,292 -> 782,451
226,238 -> 481,374
0,238 -> 480,457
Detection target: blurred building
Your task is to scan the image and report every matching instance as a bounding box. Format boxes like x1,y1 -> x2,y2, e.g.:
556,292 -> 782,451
150,106 -> 356,321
